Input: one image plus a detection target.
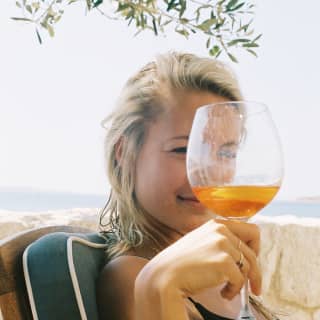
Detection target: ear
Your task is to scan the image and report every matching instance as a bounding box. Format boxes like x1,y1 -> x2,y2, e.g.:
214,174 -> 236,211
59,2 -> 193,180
115,136 -> 124,166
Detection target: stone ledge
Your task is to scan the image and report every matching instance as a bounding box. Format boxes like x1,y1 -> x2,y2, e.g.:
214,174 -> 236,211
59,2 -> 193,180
252,215 -> 320,320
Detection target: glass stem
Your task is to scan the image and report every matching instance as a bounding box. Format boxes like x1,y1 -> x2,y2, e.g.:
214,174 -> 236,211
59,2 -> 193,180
240,280 -> 252,314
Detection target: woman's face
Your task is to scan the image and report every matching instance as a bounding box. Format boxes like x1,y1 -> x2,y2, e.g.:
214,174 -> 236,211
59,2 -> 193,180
134,89 -> 232,239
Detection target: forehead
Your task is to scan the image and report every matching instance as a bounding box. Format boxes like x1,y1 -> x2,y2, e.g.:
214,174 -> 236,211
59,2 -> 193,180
206,105 -> 243,140
155,89 -> 230,137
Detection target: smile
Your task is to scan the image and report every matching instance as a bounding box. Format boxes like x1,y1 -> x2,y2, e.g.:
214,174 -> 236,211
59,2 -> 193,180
177,195 -> 199,202
177,195 -> 205,208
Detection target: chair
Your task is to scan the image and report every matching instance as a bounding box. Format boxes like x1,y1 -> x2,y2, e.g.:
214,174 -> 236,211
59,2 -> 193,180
0,225 -> 105,320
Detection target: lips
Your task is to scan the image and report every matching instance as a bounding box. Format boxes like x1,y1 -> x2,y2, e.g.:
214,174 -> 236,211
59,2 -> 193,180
177,195 -> 200,202
177,195 -> 207,211
177,194 -> 205,210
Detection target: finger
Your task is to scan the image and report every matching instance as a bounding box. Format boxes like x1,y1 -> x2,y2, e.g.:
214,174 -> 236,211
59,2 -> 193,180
229,234 -> 262,295
215,225 -> 262,295
249,264 -> 262,296
219,240 -> 250,278
219,255 -> 245,300
215,219 -> 260,256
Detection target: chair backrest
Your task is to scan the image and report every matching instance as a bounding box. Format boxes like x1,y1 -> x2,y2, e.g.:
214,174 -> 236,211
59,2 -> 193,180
0,225 -> 92,320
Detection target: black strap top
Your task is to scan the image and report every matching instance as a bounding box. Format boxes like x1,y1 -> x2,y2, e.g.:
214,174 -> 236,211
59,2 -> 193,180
188,297 -> 233,320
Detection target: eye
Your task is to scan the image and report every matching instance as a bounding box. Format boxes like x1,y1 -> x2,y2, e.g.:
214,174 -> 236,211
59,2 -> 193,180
217,148 -> 236,159
172,147 -> 187,154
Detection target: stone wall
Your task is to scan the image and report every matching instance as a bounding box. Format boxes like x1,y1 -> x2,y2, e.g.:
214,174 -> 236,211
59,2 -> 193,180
253,215 -> 320,320
0,209 -> 319,319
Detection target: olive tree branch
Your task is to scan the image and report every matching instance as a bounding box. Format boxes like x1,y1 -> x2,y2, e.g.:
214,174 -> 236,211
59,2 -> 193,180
11,0 -> 261,62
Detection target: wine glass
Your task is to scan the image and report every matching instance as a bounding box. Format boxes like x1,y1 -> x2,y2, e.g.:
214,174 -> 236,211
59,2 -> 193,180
186,101 -> 283,320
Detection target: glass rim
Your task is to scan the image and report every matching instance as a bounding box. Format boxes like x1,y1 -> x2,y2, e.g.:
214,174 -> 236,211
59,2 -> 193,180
196,100 -> 268,117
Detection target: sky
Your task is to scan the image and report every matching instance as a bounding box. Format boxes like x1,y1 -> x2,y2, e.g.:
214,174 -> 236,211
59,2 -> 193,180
0,1 -> 320,200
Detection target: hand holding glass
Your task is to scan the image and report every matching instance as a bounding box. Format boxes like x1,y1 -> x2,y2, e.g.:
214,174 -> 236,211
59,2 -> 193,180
186,102 -> 283,319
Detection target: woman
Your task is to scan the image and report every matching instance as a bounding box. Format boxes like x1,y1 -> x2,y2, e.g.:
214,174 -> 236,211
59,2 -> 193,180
97,52 -> 276,320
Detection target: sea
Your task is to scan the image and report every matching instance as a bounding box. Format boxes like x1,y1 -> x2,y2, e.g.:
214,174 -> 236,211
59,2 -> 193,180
0,190 -> 319,218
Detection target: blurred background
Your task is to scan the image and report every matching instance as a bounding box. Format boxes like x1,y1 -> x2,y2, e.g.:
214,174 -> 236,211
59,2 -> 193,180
1,1 -> 320,212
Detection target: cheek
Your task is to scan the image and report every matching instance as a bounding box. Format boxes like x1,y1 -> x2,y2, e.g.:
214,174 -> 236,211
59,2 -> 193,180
212,158 -> 236,183
198,153 -> 236,185
135,153 -> 186,211
135,152 -> 166,207
207,149 -> 236,182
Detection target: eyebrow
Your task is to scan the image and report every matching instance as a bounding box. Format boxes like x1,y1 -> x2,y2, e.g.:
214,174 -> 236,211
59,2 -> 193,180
171,135 -> 189,140
219,141 -> 238,148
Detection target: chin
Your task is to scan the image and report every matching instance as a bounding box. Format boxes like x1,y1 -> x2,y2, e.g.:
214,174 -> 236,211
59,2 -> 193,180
183,214 -> 213,233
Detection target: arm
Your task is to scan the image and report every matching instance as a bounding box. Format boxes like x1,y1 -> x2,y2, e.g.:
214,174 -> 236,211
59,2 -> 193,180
135,219 -> 262,320
134,260 -> 189,320
98,219 -> 261,320
97,256 -> 148,320
97,255 -> 201,320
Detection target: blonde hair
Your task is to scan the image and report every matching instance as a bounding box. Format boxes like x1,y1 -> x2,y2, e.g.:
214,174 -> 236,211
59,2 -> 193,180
100,51 -> 281,320
100,51 -> 242,257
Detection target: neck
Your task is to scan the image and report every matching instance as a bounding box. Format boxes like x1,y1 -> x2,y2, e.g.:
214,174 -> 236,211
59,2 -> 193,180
129,213 -> 184,260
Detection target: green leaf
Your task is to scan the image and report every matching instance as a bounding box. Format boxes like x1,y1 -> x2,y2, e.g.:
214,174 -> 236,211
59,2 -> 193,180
116,2 -> 134,16
54,15 -> 62,23
160,19 -> 172,27
133,28 -> 143,37
227,52 -> 238,63
215,50 -> 222,58
36,28 -> 42,44
167,0 -> 177,11
206,37 -> 211,49
179,0 -> 186,18
226,0 -> 239,11
26,5 -> 33,14
242,42 -> 259,48
152,17 -> 158,35
15,1 -> 21,8
245,29 -> 254,36
227,2 -> 245,12
124,8 -> 134,21
198,18 -> 217,31
209,45 -> 220,56
32,2 -> 40,10
93,0 -> 103,8
176,28 -> 189,38
246,48 -> 257,57
180,18 -> 189,24
47,8 -> 57,18
46,24 -> 55,37
140,13 -> 145,28
237,20 -> 252,32
11,17 -> 33,22
252,33 -> 262,43
227,38 -> 250,46
127,16 -> 134,26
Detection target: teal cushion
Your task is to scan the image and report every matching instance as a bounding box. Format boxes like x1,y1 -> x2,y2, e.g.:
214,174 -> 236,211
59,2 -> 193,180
23,231 -> 109,320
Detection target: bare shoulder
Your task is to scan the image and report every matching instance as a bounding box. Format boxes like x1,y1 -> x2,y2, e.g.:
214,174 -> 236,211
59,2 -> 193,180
97,255 -> 202,320
97,255 -> 149,320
